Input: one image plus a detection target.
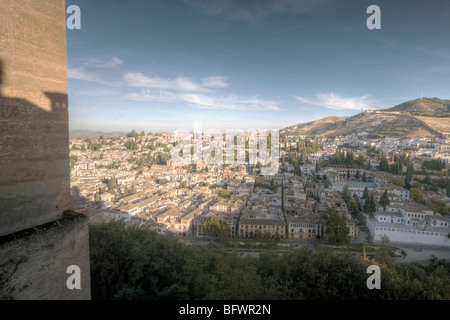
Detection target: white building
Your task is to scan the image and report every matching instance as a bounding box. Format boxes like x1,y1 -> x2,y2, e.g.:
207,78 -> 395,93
366,202 -> 450,246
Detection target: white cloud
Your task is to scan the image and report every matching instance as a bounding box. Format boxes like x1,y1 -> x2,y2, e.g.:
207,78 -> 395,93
124,90 -> 280,111
67,57 -> 124,86
68,67 -> 96,82
124,72 -> 208,92
124,90 -> 181,103
183,0 -> 332,21
183,93 -> 280,110
123,71 -> 278,110
84,57 -> 124,69
67,67 -> 117,86
293,92 -> 375,111
201,76 -> 229,88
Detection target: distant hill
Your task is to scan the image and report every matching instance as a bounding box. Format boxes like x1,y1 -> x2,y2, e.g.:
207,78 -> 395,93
283,98 -> 449,139
383,97 -> 450,116
282,116 -> 347,136
69,130 -> 126,140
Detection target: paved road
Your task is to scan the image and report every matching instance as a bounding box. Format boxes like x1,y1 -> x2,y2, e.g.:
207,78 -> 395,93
391,244 -> 450,263
354,227 -> 450,263
178,233 -> 450,262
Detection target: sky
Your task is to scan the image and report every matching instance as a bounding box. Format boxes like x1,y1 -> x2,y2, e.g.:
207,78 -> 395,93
66,0 -> 450,133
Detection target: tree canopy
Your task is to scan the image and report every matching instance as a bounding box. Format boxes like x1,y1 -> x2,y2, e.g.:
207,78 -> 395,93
320,207 -> 350,245
380,190 -> 390,210
363,194 -> 376,214
204,216 -> 230,241
88,221 -> 450,300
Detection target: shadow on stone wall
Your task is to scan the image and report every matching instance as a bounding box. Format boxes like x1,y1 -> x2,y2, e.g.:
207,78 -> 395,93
0,58 -> 91,300
0,59 -> 71,237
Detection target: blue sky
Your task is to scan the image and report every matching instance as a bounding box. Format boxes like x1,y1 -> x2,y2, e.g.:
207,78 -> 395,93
66,0 -> 450,133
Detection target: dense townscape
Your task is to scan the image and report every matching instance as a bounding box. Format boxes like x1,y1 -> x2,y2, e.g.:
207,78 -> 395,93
3,0 -> 450,303
70,128 -> 450,247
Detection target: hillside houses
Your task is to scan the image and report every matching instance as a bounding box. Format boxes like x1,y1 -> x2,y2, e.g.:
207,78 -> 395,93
70,131 -> 449,247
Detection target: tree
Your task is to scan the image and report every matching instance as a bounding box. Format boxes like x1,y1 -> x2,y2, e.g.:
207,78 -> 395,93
219,189 -> 231,199
88,221 -> 450,300
108,176 -> 117,190
350,199 -> 360,215
380,190 -> 390,210
70,155 -> 78,168
157,178 -> 168,185
405,171 -> 413,189
392,178 -> 405,188
89,221 -> 191,300
422,159 -> 446,171
320,207 -> 350,245
410,188 -> 424,203
294,164 -> 302,176
125,140 -> 138,150
379,154 -> 389,172
381,234 -> 390,245
362,187 -> 369,200
87,141 -> 102,151
343,185 -> 351,201
365,232 -> 373,245
362,171 -> 367,182
363,194 -> 376,214
204,216 -> 230,241
127,129 -> 139,138
447,179 -> 450,197
357,154 -> 367,168
429,198 -> 449,216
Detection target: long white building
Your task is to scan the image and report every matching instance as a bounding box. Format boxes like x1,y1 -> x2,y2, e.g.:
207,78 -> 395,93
366,202 -> 450,246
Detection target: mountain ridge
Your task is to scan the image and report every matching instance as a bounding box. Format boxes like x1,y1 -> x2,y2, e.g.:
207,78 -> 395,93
69,130 -> 127,140
282,97 -> 449,138
382,97 -> 450,116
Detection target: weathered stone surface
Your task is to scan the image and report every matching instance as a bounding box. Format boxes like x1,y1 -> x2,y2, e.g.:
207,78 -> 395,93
0,212 -> 91,300
0,0 -> 90,300
0,0 -> 70,235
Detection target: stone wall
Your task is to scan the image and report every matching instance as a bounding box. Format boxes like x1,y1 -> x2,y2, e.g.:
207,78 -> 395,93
0,211 -> 91,300
0,0 -> 91,300
0,0 -> 70,236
